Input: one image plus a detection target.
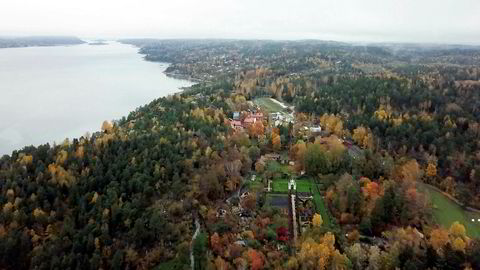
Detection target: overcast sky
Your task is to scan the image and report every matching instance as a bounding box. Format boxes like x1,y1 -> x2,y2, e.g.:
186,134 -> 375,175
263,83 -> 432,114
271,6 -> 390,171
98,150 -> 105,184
1,0 -> 479,44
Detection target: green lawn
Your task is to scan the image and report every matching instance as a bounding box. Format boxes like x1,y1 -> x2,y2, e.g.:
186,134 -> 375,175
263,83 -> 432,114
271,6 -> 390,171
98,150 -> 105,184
266,160 -> 292,175
254,98 -> 285,113
313,190 -> 332,227
419,183 -> 480,238
272,179 -> 313,193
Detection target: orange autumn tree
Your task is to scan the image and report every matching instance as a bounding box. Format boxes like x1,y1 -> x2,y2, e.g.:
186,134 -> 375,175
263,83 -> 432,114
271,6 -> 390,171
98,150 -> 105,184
248,121 -> 265,138
429,221 -> 468,254
246,249 -> 264,270
210,232 -> 222,255
272,132 -> 281,151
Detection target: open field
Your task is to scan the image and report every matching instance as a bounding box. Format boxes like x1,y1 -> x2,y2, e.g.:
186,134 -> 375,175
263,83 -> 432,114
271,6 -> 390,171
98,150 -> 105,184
419,183 -> 480,238
254,97 -> 285,113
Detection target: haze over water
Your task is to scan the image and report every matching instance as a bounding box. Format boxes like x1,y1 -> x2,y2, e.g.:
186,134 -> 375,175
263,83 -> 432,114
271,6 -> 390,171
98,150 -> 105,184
0,41 -> 193,155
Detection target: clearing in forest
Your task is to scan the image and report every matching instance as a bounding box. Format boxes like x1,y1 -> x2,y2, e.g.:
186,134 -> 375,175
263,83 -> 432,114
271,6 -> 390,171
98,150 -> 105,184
254,97 -> 285,113
419,183 -> 480,238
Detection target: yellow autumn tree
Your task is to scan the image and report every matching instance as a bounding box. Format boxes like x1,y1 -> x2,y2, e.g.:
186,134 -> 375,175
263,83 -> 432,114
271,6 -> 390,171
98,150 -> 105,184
452,237 -> 466,253
429,228 -> 449,252
312,213 -> 323,227
400,160 -> 422,182
449,221 -> 466,238
56,150 -> 68,164
286,257 -> 299,270
426,163 -> 437,177
320,114 -> 344,136
352,126 -> 374,149
19,154 -> 33,165
101,120 -> 113,133
297,232 -> 342,270
33,208 -> 46,219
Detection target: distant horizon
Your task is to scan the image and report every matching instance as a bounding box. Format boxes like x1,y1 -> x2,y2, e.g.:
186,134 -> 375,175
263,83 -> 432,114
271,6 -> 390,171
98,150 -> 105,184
2,34 -> 480,47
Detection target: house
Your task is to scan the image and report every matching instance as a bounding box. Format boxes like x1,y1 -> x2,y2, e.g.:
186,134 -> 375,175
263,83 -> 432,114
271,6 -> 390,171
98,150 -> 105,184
251,112 -> 264,121
243,117 -> 256,125
230,120 -> 243,130
310,126 -> 322,133
270,112 -> 284,121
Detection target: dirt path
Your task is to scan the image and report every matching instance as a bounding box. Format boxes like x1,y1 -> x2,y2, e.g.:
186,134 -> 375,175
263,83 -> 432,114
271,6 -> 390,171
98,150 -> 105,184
290,193 -> 298,243
270,98 -> 288,109
190,217 -> 200,270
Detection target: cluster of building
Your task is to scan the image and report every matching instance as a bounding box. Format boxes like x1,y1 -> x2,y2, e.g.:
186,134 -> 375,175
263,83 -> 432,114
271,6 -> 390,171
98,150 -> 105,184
229,111 -> 265,131
270,112 -> 295,127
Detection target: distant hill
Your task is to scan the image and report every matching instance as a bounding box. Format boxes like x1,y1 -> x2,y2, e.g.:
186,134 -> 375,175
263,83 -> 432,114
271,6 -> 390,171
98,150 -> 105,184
0,36 -> 85,48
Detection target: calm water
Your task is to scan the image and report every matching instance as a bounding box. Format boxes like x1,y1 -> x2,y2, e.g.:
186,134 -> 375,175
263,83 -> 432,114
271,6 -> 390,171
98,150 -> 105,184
0,42 -> 192,155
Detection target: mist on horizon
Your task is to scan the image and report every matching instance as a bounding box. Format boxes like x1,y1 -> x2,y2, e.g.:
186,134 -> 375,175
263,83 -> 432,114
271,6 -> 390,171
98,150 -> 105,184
1,0 -> 479,45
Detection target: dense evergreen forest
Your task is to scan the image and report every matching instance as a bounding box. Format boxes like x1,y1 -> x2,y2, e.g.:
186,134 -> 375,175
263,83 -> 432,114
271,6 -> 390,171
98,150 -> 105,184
2,39 -> 480,269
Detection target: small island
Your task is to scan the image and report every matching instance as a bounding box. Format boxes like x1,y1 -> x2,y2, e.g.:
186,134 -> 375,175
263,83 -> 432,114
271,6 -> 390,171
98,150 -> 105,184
88,40 -> 108,46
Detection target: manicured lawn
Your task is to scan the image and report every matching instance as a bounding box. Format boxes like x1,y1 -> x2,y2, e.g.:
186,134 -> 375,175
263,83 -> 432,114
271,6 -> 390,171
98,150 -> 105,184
272,179 -> 313,193
254,98 -> 285,113
313,190 -> 332,227
419,183 -> 480,238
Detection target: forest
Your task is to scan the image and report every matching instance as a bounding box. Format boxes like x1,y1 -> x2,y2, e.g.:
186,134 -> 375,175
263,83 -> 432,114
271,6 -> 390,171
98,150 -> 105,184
2,39 -> 480,269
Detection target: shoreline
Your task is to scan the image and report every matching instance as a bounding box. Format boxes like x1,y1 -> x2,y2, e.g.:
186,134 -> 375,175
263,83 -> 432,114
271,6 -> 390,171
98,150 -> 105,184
0,43 -> 193,156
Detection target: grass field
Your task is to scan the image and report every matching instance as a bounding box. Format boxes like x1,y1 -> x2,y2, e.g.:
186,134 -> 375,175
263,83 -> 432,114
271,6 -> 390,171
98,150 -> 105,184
254,98 -> 285,113
419,183 -> 480,238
